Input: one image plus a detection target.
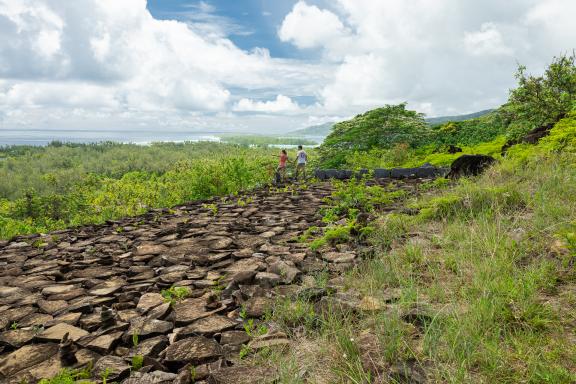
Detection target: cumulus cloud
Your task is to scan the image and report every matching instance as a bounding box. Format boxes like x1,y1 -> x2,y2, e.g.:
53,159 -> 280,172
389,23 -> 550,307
1,0 -> 575,133
0,0 -> 325,129
281,0 -> 576,117
278,1 -> 350,51
233,95 -> 300,113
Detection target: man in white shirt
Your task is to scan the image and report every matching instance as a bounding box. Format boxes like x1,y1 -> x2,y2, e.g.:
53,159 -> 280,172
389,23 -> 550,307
294,145 -> 308,181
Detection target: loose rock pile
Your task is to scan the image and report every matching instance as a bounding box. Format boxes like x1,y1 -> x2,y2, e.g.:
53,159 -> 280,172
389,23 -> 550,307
0,179 -> 424,383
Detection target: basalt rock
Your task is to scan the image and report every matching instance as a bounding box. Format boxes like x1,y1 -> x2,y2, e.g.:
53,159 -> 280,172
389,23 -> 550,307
446,154 -> 495,179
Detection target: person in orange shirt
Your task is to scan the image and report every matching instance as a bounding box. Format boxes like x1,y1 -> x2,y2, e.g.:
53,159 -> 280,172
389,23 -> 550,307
278,149 -> 289,182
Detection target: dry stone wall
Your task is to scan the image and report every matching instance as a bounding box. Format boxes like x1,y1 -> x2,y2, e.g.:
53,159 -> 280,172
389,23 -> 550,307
0,179 -> 427,383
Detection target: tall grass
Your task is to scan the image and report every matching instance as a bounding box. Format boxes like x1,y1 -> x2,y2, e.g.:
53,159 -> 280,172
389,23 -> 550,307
265,149 -> 576,383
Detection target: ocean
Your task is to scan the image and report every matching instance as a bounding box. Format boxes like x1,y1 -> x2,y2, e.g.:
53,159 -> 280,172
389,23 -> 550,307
0,129 -> 224,146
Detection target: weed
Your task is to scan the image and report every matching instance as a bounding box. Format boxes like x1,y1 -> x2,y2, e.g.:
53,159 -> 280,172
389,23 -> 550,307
190,366 -> 197,382
243,319 -> 268,337
271,297 -> 317,332
131,355 -> 144,371
239,344 -> 252,359
132,331 -> 139,347
101,368 -> 111,384
160,286 -> 191,305
202,203 -> 218,216
38,366 -> 91,384
10,321 -> 18,330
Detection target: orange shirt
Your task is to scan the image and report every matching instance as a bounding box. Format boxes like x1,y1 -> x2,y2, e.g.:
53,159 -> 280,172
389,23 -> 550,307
279,153 -> 288,167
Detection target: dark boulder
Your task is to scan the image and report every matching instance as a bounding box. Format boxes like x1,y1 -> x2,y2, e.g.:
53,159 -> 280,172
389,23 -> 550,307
447,145 -> 462,154
447,155 -> 495,179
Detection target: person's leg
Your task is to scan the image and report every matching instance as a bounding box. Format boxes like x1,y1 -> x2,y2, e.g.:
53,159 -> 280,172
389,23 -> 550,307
302,165 -> 307,180
280,166 -> 286,182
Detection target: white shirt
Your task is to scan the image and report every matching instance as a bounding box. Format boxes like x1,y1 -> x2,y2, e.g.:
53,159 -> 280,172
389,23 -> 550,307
296,150 -> 307,164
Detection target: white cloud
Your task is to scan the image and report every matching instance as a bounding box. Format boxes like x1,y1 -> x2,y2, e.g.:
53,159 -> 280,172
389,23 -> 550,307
464,23 -> 513,56
280,0 -> 576,117
233,95 -> 300,113
278,1 -> 350,51
0,0 -> 576,134
0,0 -> 325,126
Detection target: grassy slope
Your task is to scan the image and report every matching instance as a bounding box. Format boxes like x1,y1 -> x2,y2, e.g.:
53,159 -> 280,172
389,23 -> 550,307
263,118 -> 576,383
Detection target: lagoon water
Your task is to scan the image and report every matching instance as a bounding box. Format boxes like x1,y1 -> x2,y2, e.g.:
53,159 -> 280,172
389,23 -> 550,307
0,129 -> 224,146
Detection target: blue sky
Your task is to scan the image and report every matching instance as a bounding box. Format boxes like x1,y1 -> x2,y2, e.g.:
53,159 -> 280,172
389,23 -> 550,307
1,0 -> 575,134
147,0 -> 306,58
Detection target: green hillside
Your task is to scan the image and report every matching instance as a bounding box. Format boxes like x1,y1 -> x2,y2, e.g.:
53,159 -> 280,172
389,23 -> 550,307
426,109 -> 494,125
290,122 -> 335,137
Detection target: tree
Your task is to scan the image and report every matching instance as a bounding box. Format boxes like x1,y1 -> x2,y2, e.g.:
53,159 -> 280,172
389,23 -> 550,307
318,103 -> 430,167
506,53 -> 576,139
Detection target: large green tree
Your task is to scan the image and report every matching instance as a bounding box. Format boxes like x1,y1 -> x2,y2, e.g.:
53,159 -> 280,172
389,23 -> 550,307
505,53 -> 576,139
318,103 -> 430,167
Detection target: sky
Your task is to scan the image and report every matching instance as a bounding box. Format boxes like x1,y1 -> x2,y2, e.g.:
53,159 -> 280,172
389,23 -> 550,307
0,0 -> 575,134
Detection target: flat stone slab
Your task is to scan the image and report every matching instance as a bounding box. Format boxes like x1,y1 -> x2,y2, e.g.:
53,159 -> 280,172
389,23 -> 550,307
208,366 -> 277,384
87,331 -> 123,354
130,335 -> 168,358
177,316 -> 238,337
38,299 -> 68,315
174,298 -> 226,326
41,284 -> 76,296
129,318 -> 173,337
89,279 -> 126,296
136,293 -> 165,313
164,336 -> 222,366
93,355 -> 131,382
0,329 -> 37,348
0,343 -> 58,378
321,252 -> 356,263
36,322 -> 89,342
220,331 -> 251,346
133,244 -> 168,256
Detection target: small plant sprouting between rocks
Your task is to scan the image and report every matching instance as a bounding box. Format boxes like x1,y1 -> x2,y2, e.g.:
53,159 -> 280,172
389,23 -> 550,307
10,321 -> 18,330
38,366 -> 91,384
132,331 -> 139,347
161,286 -> 191,305
132,355 -> 144,371
239,344 -> 252,359
243,318 -> 268,338
101,368 -> 112,384
202,203 -> 218,216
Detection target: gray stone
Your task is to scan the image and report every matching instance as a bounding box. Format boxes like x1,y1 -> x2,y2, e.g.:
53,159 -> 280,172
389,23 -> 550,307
137,293 -> 165,313
93,355 -> 131,382
0,343 -> 58,378
87,331 -> 123,354
208,366 -> 277,384
0,329 -> 36,348
164,337 -> 222,367
220,330 -> 251,346
129,318 -> 173,337
36,323 -> 89,342
174,298 -> 226,326
176,316 -> 238,338
254,272 -> 281,288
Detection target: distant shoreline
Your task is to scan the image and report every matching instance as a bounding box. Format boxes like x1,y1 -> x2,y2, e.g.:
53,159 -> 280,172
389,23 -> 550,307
0,130 -> 323,147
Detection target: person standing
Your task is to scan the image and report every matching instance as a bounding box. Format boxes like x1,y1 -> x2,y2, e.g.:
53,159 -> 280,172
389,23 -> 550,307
277,149 -> 289,182
294,145 -> 308,181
